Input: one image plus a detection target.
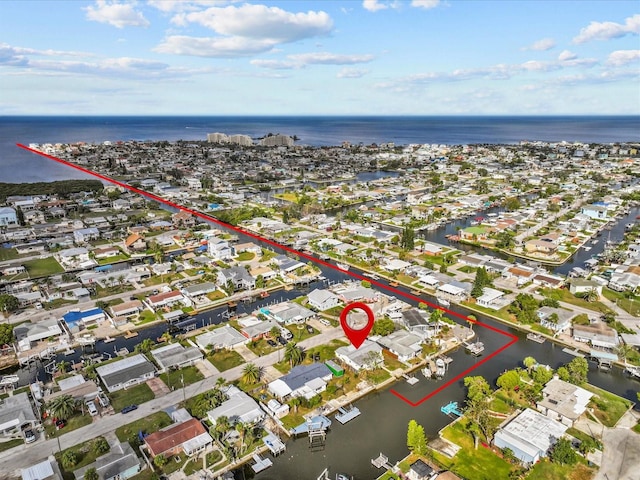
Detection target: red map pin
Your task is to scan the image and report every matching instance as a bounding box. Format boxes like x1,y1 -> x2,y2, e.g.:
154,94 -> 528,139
340,302 -> 375,349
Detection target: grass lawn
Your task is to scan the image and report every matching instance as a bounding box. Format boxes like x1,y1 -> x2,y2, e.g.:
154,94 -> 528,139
524,459 -> 594,480
602,288 -> 640,316
461,301 -> 514,324
383,351 -> 406,371
128,469 -> 157,480
236,251 -> 255,261
109,383 -> 155,412
159,365 -> 204,388
0,248 -> 19,261
55,437 -> 110,472
582,383 -> 632,427
633,422 -> 640,434
22,256 -> 64,277
286,323 -> 319,342
208,349 -> 246,371
206,290 -> 227,301
489,395 -> 515,414
245,338 -> 278,357
96,253 -> 129,264
365,367 -> 391,384
304,339 -> 349,363
280,412 -> 306,430
441,418 -> 514,480
44,412 -> 92,438
0,438 -> 23,453
115,411 -> 172,443
539,287 -> 612,314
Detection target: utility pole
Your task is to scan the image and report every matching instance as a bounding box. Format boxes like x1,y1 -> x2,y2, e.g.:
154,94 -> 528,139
181,374 -> 185,402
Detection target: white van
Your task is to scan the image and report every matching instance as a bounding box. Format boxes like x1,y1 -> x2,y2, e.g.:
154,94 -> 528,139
86,400 -> 98,416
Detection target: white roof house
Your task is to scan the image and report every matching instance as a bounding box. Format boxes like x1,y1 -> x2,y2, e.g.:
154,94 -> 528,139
207,386 -> 264,426
150,343 -> 203,372
15,318 -> 63,351
196,325 -> 248,350
336,339 -> 383,371
536,377 -> 594,426
0,392 -> 38,434
96,354 -> 156,392
494,408 -> 567,465
307,289 -> 341,311
376,330 -> 423,362
22,460 -> 59,480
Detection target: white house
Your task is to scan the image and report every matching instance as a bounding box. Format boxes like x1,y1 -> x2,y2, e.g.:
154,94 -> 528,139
207,386 -> 264,426
335,340 -> 383,371
208,237 -> 235,260
536,377 -> 593,427
376,330 -> 423,363
0,207 -> 18,226
96,354 -> 156,392
307,289 -> 341,311
268,363 -> 333,401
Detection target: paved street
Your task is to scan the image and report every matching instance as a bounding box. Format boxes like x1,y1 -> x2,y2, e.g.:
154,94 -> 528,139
0,326 -> 344,476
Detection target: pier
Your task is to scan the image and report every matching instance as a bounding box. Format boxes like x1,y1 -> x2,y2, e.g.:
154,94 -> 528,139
625,365 -> 640,379
371,452 -> 394,471
440,401 -> 462,417
250,454 -> 273,473
403,373 -> 419,385
526,332 -> 546,344
562,347 -> 586,358
263,431 -> 286,456
334,405 -> 361,424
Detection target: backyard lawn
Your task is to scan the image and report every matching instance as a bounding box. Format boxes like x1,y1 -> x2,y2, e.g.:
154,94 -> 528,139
208,349 -> 245,371
115,411 -> 172,443
582,383 -> 632,427
109,383 -> 155,412
22,257 -> 64,277
159,365 -> 204,388
524,459 -> 593,480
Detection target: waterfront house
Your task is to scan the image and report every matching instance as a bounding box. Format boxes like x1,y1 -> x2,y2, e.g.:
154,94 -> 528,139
307,289 -> 341,311
15,318 -> 64,351
73,442 -> 141,480
268,363 -> 333,401
96,354 -> 156,393
195,325 -> 248,350
537,307 -> 574,334
608,270 -> 640,292
524,239 -> 558,255
62,308 -> 107,332
150,343 -> 203,373
145,418 -> 212,458
182,282 -> 218,301
572,322 -> 618,350
123,233 -> 146,253
146,290 -> 188,310
335,340 -> 383,371
265,302 -> 315,325
73,227 -> 100,244
581,204 -> 609,220
93,246 -> 121,259
109,300 -> 144,323
436,282 -> 468,301
376,329 -> 423,363
44,375 -> 100,404
476,287 -> 508,310
459,226 -> 489,242
536,377 -> 593,427
494,408 -> 567,465
400,309 -> 441,340
239,317 -> 280,341
57,247 -> 95,270
207,386 -> 264,426
532,273 -> 565,289
171,210 -> 196,228
407,459 -> 437,480
569,278 -> 602,296
218,266 -> 256,290
208,237 -> 235,260
0,393 -> 38,436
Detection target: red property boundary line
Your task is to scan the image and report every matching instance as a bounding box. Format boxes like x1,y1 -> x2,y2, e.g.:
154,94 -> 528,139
18,143 -> 518,407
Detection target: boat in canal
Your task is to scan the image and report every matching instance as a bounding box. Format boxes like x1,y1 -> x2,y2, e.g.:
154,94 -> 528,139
465,341 -> 485,356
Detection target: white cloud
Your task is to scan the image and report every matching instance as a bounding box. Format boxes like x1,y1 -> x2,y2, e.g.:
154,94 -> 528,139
84,0 -> 150,28
558,50 -> 577,61
573,14 -> 640,44
411,0 -> 440,9
607,50 -> 640,66
147,0 -> 233,13
288,52 -> 374,65
174,4 -> 333,42
362,0 -> 391,12
522,38 -> 556,51
155,35 -> 276,57
250,59 -> 298,70
337,68 -> 369,78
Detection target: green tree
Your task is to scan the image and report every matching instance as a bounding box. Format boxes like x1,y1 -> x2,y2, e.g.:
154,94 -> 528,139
400,225 -> 415,250
532,366 -> 554,385
284,342 -> 304,367
47,394 -> 77,419
0,323 -> 15,345
84,468 -> 99,480
464,376 -> 491,403
566,357 -> 589,384
523,356 -> 537,371
135,338 -> 155,353
557,366 -> 571,382
407,419 -> 427,455
504,197 -> 522,211
0,294 -> 19,317
61,450 -> 78,469
550,438 -> 578,465
93,437 -> 109,455
153,454 -> 168,468
429,308 -> 444,324
241,363 -> 262,385
580,288 -> 600,303
496,370 -> 521,391
372,317 -> 395,336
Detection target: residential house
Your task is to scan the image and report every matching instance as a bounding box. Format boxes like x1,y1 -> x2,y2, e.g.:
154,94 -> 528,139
57,247 -> 95,269
537,307 -> 574,334
182,282 -> 218,301
207,386 -> 264,426
74,442 -> 142,480
218,266 -> 255,291
536,377 -> 593,427
96,354 -> 156,392
44,375 -> 100,404
0,207 -> 18,226
145,418 -> 212,458
569,278 -> 602,296
376,330 -> 423,363
150,343 -> 203,373
307,289 -> 341,311
146,290 -> 188,310
23,210 -> 45,224
573,322 -> 618,350
73,227 -> 100,244
15,318 -> 63,351
524,239 -> 558,255
532,273 -> 565,289
109,300 -> 144,324
208,237 -> 235,260
268,363 -> 333,401
62,308 -> 107,332
265,302 -> 315,325
123,234 -> 146,253
407,459 -> 437,480
335,340 -> 383,371
21,459 -> 62,480
93,246 -> 121,259
476,287 -> 508,310
14,242 -> 46,255
609,271 -> 640,292
172,210 -> 196,228
459,226 -> 489,241
581,204 -> 609,220
0,393 -> 38,436
400,309 -> 440,340
238,316 -> 280,341
195,325 -> 248,350
494,408 -> 567,465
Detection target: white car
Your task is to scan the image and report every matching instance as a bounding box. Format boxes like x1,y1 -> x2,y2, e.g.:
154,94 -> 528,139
24,429 -> 36,444
86,400 -> 98,416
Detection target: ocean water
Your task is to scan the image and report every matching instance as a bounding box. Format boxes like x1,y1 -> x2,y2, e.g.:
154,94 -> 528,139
1,115 -> 638,183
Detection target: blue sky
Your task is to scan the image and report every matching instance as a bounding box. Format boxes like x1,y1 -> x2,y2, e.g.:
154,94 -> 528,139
1,0 -> 638,115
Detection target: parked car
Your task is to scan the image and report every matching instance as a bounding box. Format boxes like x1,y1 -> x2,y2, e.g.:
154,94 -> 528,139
121,405 -> 138,414
306,325 -> 315,334
319,318 -> 331,326
55,419 -> 66,430
276,336 -> 287,346
280,328 -> 293,340
86,400 -> 98,416
24,429 -> 36,444
266,339 -> 277,348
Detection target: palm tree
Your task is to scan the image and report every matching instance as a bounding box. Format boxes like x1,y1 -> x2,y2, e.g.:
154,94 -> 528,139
582,288 -> 600,303
523,356 -> 537,372
135,338 -> 155,353
284,342 -> 304,367
56,360 -> 70,374
236,421 -> 247,454
242,363 -> 262,385
215,377 -> 226,389
215,415 -> 230,440
61,450 -> 77,469
47,394 -> 77,419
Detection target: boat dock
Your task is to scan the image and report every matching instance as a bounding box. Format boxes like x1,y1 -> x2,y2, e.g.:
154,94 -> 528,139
251,454 -> 273,473
440,401 -> 462,417
625,365 -> 640,379
403,373 -> 419,385
335,405 -> 361,424
291,415 -> 332,435
526,333 -> 546,344
124,330 -> 138,339
562,348 -> 585,358
263,431 -> 286,456
464,341 -> 485,356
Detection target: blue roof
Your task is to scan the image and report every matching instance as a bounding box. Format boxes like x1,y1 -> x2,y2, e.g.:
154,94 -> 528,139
63,308 -> 104,327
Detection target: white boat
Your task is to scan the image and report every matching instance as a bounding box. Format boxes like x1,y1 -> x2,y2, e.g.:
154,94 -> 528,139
437,297 -> 450,307
435,358 -> 446,377
465,341 -> 485,356
335,262 -> 350,272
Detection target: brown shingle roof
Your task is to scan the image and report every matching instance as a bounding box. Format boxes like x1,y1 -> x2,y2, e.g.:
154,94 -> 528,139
145,419 -> 206,457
